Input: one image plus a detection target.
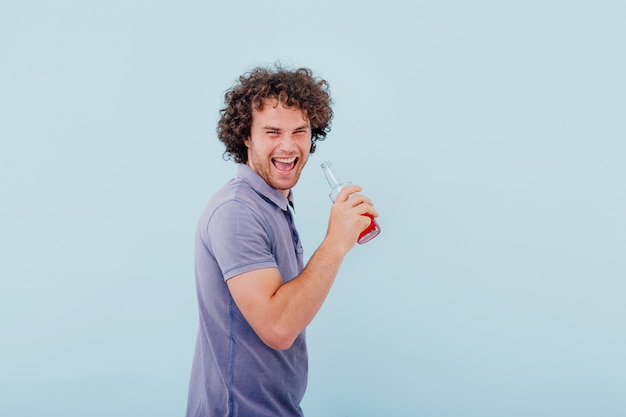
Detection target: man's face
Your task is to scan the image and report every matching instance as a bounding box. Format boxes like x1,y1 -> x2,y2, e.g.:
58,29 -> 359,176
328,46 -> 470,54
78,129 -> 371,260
245,100 -> 312,196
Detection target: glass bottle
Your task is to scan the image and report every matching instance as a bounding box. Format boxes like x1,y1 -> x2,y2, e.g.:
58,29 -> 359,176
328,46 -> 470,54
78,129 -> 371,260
321,160 -> 381,244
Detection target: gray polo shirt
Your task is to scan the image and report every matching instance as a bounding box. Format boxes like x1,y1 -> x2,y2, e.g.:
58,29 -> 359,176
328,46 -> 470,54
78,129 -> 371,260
187,164 -> 306,417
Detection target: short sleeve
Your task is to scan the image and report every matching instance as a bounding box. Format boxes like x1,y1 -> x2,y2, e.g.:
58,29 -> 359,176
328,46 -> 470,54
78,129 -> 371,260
205,200 -> 278,280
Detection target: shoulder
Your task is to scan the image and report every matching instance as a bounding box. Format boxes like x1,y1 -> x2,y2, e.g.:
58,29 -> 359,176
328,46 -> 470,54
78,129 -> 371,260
197,181 -> 278,270
197,179 -> 275,239
212,178 -> 273,218
200,180 -> 256,221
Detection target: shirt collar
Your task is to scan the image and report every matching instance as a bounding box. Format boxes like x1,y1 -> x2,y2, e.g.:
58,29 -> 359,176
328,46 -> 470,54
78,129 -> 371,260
237,164 -> 294,211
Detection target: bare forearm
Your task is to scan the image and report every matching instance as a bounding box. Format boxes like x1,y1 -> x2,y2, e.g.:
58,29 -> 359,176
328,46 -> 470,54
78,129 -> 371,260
265,187 -> 378,347
280,242 -> 344,318
266,240 -> 347,348
229,185 -> 378,350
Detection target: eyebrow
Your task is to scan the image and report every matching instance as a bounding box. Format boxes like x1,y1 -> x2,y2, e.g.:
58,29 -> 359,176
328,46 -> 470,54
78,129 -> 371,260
262,124 -> 311,131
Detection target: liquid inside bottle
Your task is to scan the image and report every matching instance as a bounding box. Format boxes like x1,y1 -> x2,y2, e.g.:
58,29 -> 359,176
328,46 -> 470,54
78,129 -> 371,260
321,160 -> 381,244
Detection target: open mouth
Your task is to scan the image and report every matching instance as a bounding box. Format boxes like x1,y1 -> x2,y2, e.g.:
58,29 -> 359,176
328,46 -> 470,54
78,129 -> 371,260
272,157 -> 298,172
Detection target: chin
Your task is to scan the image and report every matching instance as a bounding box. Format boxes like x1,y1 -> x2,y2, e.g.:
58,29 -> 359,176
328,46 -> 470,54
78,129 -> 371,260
271,174 -> 299,190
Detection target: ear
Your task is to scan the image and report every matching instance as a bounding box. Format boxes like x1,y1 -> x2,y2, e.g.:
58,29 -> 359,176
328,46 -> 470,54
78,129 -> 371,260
244,136 -> 251,147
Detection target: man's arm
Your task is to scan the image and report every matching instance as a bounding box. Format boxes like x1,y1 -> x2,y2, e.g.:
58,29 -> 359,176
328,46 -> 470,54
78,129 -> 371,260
227,184 -> 378,350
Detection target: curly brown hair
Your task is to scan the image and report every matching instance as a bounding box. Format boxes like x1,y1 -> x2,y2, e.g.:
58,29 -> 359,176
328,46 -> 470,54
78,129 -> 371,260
217,64 -> 334,164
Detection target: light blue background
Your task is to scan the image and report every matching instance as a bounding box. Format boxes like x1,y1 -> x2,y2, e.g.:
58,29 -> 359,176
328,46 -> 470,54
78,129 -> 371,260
1,1 -> 625,416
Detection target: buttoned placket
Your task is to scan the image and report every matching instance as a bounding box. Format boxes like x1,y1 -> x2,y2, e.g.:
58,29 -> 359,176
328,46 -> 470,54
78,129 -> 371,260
285,201 -> 301,254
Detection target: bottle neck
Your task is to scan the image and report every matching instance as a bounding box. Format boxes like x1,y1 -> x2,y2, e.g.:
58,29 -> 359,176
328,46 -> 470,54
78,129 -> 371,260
321,161 -> 351,202
321,161 -> 341,188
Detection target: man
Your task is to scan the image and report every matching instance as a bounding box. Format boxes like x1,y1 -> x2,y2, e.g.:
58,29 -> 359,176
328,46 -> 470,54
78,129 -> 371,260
186,64 -> 379,416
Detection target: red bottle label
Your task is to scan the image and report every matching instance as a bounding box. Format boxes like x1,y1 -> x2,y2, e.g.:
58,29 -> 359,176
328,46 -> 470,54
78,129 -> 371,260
358,214 -> 381,244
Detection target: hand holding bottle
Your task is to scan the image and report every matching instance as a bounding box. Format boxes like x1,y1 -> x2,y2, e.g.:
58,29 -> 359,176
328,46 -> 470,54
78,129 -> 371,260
321,161 -> 381,245
328,184 -> 379,246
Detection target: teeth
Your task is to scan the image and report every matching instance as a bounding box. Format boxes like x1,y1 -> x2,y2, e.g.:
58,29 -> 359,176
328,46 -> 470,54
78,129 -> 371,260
274,157 -> 296,163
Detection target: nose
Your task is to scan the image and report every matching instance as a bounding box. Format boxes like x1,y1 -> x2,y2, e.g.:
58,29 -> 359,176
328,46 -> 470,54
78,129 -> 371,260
278,133 -> 296,150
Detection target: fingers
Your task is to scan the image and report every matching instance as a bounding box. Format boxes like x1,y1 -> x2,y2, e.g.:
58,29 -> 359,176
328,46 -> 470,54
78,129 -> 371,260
325,184 -> 379,252
335,185 -> 374,205
333,184 -> 378,217
334,184 -> 361,202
